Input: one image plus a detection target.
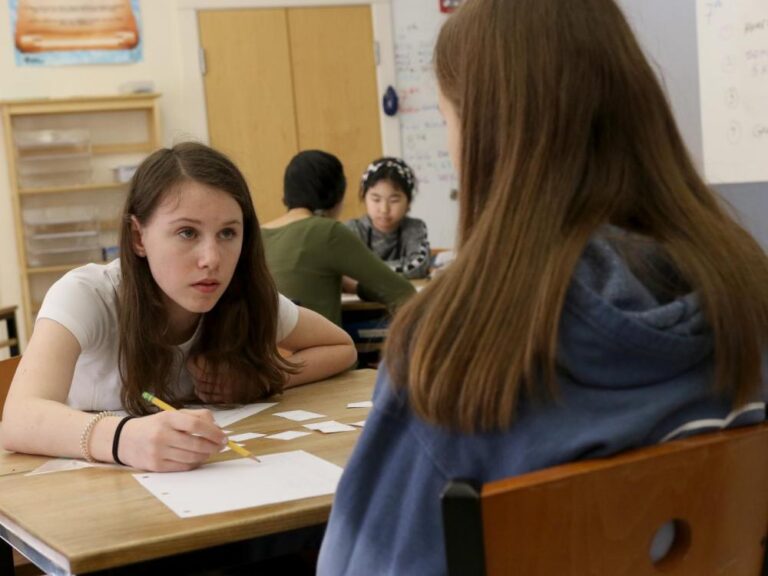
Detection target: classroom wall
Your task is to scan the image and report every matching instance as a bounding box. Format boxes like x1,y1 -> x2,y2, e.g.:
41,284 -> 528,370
617,0 -> 768,249
1,0 -> 766,337
390,1 -> 457,250
393,0 -> 768,251
0,0 -> 199,342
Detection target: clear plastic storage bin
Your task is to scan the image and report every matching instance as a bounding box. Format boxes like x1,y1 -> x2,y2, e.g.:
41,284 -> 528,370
14,129 -> 93,188
24,207 -> 101,267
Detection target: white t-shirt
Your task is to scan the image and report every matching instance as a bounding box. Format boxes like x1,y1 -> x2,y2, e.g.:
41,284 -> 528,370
37,260 -> 300,411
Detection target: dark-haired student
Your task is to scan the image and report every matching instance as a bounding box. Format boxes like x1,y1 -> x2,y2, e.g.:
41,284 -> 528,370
261,150 -> 415,326
317,0 -> 768,574
2,142 -> 357,473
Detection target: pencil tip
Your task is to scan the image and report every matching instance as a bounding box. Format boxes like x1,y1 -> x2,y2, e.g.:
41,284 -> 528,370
250,455 -> 261,463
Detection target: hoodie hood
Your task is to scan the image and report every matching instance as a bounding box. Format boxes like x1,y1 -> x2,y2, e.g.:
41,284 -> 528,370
559,230 -> 713,388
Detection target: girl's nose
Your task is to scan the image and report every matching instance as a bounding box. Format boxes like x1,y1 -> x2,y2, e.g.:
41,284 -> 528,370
198,239 -> 221,269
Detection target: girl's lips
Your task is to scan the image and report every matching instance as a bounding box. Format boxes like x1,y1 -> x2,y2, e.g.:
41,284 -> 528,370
192,281 -> 220,293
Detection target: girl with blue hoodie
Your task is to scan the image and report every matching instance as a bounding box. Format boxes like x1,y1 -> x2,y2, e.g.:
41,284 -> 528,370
318,0 -> 768,574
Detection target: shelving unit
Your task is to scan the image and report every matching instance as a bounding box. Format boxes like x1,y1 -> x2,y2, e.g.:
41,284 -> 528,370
1,94 -> 161,336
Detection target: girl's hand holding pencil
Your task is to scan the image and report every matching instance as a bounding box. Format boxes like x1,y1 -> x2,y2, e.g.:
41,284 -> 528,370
115,393 -> 230,472
142,392 -> 261,463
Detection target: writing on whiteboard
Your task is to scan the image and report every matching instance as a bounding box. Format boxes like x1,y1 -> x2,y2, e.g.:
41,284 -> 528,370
392,1 -> 459,247
697,0 -> 768,183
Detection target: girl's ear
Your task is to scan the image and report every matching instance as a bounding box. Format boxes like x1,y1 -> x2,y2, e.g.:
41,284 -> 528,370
130,215 -> 147,257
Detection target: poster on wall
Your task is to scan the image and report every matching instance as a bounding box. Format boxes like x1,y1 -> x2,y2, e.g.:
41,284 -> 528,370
9,0 -> 142,66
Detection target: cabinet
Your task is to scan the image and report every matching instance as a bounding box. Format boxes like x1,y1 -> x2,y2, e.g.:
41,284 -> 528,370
1,94 -> 161,336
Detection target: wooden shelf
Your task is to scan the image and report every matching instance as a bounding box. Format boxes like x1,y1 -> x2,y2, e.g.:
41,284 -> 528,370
19,181 -> 128,196
3,93 -> 161,337
0,93 -> 160,115
92,142 -> 154,155
25,263 -> 92,275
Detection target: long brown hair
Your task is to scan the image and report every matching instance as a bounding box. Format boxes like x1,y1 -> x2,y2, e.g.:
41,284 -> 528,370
119,142 -> 296,415
385,0 -> 768,432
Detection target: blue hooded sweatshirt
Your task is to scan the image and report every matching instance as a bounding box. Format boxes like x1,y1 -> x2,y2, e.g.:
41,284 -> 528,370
317,232 -> 767,576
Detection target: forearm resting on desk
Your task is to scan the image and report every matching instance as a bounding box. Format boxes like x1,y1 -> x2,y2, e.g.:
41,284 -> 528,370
2,398 -> 228,472
2,397 -> 121,462
279,307 -> 357,388
283,344 -> 358,388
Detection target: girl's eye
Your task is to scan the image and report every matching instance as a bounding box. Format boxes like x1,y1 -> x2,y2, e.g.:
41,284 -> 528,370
178,228 -> 196,240
219,228 -> 237,240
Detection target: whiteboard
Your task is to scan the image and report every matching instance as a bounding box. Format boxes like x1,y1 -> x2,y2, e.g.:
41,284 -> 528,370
697,0 -> 768,184
392,1 -> 458,248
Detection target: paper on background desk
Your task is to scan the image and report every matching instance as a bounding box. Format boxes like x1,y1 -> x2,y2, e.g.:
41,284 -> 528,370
133,450 -> 342,517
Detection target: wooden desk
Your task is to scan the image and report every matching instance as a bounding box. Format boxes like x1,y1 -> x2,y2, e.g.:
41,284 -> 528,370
0,306 -> 20,357
0,369 -> 376,575
341,278 -> 428,311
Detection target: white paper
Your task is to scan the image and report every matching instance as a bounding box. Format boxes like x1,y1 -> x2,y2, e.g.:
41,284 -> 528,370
303,421 -> 357,433
266,430 -> 312,441
229,432 -> 266,442
272,410 -> 325,422
351,420 -> 366,428
133,450 -> 342,518
347,401 -> 373,408
198,403 -> 278,428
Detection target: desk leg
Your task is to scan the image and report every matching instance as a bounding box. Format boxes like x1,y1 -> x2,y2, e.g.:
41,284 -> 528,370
0,539 -> 15,576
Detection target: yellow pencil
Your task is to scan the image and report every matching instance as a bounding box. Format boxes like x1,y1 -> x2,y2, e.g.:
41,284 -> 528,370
142,391 -> 260,463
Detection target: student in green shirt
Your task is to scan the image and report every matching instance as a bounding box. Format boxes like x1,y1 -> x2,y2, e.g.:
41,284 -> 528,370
262,150 -> 415,326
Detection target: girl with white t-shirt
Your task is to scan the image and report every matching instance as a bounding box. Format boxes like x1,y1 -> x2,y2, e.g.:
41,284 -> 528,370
2,142 -> 357,472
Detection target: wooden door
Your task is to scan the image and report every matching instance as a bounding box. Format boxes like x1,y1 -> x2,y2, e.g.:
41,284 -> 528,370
288,6 -> 382,220
198,6 -> 382,223
198,9 -> 298,222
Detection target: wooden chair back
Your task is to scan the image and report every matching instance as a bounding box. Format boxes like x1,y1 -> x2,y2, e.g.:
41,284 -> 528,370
0,355 -> 21,418
443,424 -> 768,576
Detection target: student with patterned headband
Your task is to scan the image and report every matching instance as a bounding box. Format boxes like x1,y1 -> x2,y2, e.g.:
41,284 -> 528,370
345,157 -> 431,279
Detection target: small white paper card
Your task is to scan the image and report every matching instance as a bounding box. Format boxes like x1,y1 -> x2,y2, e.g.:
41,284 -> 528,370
133,450 -> 342,518
229,432 -> 266,442
26,459 -> 123,476
266,430 -> 312,441
351,420 -> 366,427
347,401 -> 373,408
272,410 -> 325,422
201,403 -> 278,428
26,459 -> 94,476
303,421 -> 357,433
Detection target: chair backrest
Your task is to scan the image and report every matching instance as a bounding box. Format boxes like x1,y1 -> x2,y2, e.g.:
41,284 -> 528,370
0,356 -> 21,418
442,424 -> 768,576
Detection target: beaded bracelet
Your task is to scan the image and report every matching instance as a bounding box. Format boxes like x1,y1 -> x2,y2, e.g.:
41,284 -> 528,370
79,411 -> 115,463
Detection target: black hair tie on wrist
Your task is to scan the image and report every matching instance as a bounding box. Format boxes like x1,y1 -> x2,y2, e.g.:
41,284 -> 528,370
112,416 -> 136,466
